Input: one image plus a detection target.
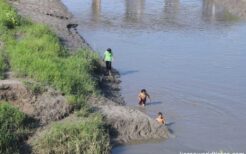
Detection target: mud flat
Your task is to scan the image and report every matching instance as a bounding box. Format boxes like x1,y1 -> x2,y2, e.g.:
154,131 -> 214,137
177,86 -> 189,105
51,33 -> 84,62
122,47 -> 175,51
2,0 -> 169,151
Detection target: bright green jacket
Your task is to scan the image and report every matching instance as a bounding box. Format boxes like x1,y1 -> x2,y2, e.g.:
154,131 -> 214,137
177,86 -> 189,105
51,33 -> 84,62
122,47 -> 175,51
104,51 -> 113,61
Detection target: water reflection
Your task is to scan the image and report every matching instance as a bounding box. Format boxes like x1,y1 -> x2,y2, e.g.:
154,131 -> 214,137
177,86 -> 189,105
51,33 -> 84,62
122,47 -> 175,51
125,0 -> 145,22
85,0 -> 239,30
91,0 -> 101,22
202,0 -> 234,22
163,0 -> 180,21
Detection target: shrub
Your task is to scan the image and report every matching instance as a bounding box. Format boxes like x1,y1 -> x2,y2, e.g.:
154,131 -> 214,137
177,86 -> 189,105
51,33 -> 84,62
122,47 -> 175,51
0,0 -> 20,29
33,115 -> 110,154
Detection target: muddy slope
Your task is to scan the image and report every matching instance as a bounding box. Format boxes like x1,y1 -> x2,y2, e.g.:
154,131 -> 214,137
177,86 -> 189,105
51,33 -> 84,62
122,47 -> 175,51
10,0 -> 90,51
90,97 -> 168,145
0,78 -> 72,125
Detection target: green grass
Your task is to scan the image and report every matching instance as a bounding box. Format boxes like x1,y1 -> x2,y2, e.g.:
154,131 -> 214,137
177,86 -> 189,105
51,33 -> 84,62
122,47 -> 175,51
0,54 -> 3,79
6,24 -> 100,103
33,115 -> 110,154
0,0 -> 110,153
0,49 -> 7,79
0,102 -> 30,154
0,0 -> 20,29
0,0 -> 101,106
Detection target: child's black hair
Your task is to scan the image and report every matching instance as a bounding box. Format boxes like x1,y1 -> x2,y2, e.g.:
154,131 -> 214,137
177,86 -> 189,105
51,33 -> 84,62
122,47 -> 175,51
107,48 -> 112,53
141,89 -> 146,93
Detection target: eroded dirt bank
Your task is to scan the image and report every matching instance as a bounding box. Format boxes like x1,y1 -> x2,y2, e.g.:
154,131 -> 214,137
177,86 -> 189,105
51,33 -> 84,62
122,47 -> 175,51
1,0 -> 169,151
0,76 -> 72,125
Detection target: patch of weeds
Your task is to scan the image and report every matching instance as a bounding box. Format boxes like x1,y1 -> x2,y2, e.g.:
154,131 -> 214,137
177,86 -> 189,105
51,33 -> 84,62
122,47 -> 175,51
33,115 -> 110,154
76,105 -> 94,118
0,102 -> 32,154
0,0 -> 20,29
23,80 -> 46,95
0,46 -> 9,79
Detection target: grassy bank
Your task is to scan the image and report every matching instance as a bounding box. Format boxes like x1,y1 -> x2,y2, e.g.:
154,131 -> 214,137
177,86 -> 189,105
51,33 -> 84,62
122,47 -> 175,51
0,4 -> 100,106
33,113 -> 110,154
0,0 -> 110,153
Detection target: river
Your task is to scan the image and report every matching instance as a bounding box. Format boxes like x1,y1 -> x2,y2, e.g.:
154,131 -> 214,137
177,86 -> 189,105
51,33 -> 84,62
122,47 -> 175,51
62,0 -> 246,153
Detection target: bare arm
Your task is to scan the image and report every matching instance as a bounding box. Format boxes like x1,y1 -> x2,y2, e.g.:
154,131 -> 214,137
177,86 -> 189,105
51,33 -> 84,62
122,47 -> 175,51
147,93 -> 151,102
138,93 -> 141,101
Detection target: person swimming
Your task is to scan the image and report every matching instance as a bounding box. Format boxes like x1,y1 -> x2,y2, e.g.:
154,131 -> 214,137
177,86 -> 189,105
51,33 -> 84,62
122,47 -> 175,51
138,89 -> 151,106
156,112 -> 165,125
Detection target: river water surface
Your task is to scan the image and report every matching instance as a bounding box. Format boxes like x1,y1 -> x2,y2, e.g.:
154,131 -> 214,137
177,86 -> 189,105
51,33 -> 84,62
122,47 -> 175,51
62,0 -> 246,153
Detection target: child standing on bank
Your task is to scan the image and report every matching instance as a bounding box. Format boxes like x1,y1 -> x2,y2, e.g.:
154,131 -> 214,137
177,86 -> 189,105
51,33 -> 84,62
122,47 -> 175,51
103,48 -> 113,76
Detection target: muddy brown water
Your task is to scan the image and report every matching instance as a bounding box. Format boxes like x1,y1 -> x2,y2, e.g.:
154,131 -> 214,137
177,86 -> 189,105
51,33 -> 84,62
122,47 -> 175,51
62,0 -> 246,153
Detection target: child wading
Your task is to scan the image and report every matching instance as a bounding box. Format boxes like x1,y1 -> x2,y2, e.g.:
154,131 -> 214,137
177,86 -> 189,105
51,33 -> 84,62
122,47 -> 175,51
138,89 -> 151,106
103,48 -> 113,76
156,112 -> 166,125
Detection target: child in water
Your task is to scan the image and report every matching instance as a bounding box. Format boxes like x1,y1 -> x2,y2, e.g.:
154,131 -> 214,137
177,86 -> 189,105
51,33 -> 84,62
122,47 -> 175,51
156,112 -> 165,125
138,89 -> 151,106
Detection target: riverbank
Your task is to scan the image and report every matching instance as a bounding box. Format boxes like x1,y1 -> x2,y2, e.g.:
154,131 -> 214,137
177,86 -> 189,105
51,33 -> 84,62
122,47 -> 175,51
0,0 -> 168,153
0,0 -> 111,153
